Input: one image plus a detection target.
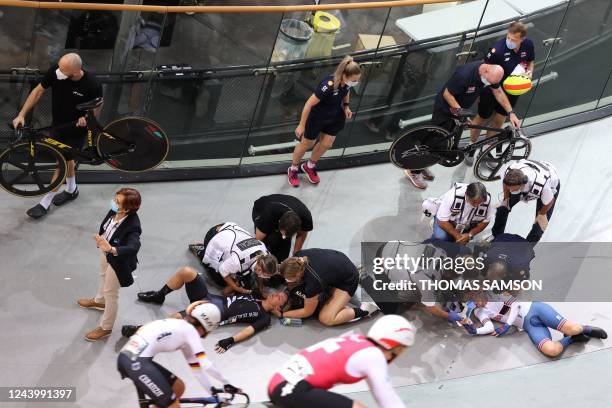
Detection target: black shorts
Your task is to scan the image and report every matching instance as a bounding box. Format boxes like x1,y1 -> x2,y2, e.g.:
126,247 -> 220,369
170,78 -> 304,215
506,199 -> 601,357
269,380 -> 353,408
336,272 -> 359,297
185,274 -> 210,303
304,115 -> 345,140
477,88 -> 519,119
49,125 -> 87,161
117,353 -> 177,407
431,109 -> 456,133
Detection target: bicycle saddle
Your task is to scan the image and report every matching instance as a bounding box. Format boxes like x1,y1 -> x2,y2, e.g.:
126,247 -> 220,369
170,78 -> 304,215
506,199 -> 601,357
76,97 -> 104,111
450,108 -> 475,118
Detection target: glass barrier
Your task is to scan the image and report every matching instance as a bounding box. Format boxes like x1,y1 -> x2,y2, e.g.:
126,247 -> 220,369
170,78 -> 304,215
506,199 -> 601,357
0,0 -> 611,177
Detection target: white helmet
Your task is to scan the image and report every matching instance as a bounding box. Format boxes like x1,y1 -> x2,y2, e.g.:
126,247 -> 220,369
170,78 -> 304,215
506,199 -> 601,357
367,315 -> 416,349
189,302 -> 221,332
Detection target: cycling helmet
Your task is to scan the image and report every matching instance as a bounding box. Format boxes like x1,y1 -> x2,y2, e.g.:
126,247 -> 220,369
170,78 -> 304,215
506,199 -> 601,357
189,301 -> 221,331
367,315 -> 416,349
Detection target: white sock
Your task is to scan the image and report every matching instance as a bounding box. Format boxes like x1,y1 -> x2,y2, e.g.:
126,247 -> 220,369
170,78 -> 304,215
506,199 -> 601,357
290,164 -> 298,171
65,177 -> 76,193
307,160 -> 316,169
39,191 -> 58,209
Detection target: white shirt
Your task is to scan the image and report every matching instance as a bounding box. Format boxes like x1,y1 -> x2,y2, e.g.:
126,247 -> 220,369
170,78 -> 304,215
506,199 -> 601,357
101,215 -> 126,241
436,184 -> 493,228
202,222 -> 267,278
499,159 -> 559,205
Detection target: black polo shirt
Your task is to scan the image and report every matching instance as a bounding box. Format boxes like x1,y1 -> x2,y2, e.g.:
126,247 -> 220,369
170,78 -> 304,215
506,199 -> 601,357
40,65 -> 103,126
484,37 -> 535,80
309,74 -> 350,121
253,194 -> 313,235
293,248 -> 356,298
434,61 -> 499,115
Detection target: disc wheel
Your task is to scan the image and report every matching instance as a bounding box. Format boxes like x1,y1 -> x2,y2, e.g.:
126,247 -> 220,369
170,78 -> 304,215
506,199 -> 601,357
97,117 -> 170,172
474,137 -> 532,181
0,142 -> 67,197
389,125 -> 452,170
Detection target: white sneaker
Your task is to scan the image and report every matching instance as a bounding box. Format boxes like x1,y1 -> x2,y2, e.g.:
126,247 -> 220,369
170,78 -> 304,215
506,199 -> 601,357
359,301 -> 380,316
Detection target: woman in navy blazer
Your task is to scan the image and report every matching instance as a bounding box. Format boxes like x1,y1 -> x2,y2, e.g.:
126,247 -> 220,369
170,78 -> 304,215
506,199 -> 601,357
77,188 -> 142,341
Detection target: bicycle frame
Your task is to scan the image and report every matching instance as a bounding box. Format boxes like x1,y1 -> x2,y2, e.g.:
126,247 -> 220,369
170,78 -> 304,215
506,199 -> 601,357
20,110 -> 132,165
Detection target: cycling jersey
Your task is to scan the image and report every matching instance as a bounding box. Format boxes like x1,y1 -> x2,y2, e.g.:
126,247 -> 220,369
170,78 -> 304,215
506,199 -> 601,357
268,334 -> 404,408
119,319 -> 229,394
473,295 -> 532,332
202,222 -> 268,280
184,274 -> 271,333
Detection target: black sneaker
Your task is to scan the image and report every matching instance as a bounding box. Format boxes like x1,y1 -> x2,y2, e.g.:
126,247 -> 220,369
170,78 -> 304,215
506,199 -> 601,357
26,203 -> 49,219
52,188 -> 79,206
137,291 -> 165,305
584,326 -> 608,339
188,244 -> 206,260
570,334 -> 591,343
121,325 -> 141,338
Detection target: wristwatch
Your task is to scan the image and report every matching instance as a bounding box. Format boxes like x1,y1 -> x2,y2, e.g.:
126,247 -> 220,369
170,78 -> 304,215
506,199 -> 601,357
343,103 -> 350,107
468,233 -> 474,240
507,110 -> 515,115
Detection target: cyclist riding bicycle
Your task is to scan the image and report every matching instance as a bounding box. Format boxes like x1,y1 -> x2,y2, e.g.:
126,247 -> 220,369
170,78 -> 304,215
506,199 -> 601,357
117,301 -> 241,408
268,315 -> 416,408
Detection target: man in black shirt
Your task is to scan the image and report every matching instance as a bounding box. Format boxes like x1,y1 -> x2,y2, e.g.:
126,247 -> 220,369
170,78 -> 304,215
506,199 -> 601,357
13,53 -> 103,219
252,194 -> 314,262
404,61 -> 520,189
128,266 -> 288,352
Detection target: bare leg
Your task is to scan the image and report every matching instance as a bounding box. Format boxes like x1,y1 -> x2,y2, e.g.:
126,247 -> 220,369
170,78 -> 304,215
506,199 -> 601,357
309,134 -> 336,163
469,115 -> 488,143
292,138 -> 316,166
166,266 -> 198,290
318,288 -> 354,326
486,112 -> 506,139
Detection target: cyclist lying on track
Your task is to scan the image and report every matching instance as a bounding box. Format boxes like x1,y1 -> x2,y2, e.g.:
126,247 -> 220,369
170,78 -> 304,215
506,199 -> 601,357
128,266 -> 288,353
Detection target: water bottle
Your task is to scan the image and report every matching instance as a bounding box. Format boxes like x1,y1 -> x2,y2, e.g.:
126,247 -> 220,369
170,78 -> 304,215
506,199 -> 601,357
280,317 -> 302,327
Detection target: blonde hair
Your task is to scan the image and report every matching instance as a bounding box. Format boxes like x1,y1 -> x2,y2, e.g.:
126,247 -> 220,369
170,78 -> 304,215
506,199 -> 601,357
280,256 -> 308,281
333,55 -> 361,91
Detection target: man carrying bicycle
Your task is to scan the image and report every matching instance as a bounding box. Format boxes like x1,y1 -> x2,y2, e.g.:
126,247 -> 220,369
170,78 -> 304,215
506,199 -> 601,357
268,315 -> 415,408
117,301 -> 241,408
12,53 -> 102,219
405,61 -> 520,189
467,21 -> 534,165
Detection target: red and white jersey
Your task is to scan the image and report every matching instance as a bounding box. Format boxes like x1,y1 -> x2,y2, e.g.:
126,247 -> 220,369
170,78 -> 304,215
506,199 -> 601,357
269,334 -> 405,408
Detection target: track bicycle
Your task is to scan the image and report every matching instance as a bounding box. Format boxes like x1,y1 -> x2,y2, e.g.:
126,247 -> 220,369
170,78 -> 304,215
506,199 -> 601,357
137,386 -> 250,408
389,108 -> 531,181
0,97 -> 170,197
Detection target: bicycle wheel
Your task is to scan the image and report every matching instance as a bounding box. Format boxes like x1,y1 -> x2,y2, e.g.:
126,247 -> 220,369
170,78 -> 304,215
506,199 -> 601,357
0,142 -> 67,197
389,125 -> 452,170
97,117 -> 169,172
473,136 -> 531,181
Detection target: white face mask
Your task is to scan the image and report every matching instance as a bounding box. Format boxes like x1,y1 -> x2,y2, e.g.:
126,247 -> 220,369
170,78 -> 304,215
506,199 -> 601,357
347,80 -> 359,87
480,76 -> 490,86
510,189 -> 522,195
56,68 -> 69,80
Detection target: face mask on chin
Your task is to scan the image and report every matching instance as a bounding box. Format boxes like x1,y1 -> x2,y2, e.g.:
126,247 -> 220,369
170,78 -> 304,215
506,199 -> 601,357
480,76 -> 491,86
56,68 -> 69,80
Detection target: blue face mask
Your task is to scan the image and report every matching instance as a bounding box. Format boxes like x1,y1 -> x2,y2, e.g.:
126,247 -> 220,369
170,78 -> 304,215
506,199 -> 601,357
110,199 -> 119,213
506,39 -> 517,50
